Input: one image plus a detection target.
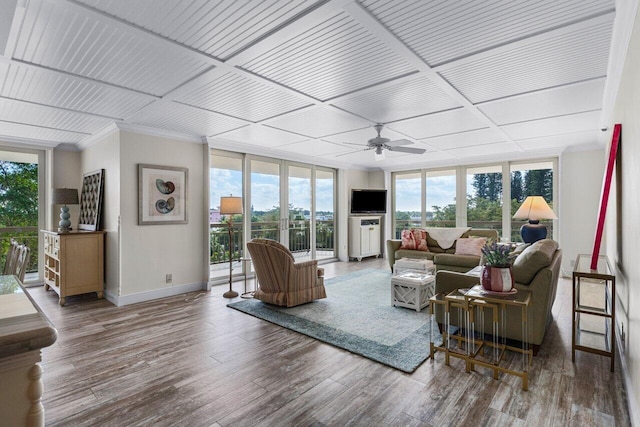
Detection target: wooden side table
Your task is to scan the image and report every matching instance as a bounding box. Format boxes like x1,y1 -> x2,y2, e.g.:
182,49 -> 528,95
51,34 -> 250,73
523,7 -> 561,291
572,254 -> 615,372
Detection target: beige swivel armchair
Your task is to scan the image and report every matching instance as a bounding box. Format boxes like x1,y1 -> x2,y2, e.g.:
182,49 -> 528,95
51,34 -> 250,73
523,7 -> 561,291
247,238 -> 326,307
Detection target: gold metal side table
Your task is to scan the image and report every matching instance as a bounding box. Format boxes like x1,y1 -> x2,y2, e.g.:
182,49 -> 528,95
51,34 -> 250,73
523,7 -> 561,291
430,285 -> 533,390
572,254 -> 615,372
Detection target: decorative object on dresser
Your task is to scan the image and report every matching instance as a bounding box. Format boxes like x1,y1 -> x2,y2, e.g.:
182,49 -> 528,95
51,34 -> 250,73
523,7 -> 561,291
78,169 -> 105,231
512,196 -> 557,243
220,195 -> 243,298
138,164 -> 188,225
42,230 -> 105,306
52,188 -> 79,232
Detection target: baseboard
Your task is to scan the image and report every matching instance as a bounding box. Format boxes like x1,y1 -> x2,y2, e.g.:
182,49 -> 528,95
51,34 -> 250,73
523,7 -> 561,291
617,333 -> 640,426
105,282 -> 207,307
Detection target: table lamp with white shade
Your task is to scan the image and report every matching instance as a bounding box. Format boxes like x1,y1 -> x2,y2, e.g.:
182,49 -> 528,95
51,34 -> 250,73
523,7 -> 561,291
512,196 -> 557,243
53,188 -> 79,232
220,195 -> 243,298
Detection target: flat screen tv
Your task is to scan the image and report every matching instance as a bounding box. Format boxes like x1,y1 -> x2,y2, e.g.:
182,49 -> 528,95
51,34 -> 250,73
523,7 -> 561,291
351,189 -> 387,214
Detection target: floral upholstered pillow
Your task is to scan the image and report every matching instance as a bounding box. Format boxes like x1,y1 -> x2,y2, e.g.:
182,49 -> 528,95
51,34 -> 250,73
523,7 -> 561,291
400,229 -> 429,251
412,229 -> 429,251
400,229 -> 416,250
454,237 -> 487,256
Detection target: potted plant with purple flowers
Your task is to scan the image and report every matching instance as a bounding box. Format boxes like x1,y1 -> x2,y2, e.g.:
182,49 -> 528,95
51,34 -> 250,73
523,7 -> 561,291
480,241 -> 517,292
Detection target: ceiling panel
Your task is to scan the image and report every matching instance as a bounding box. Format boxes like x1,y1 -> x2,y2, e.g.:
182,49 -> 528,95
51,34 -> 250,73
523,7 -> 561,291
277,139 -> 352,157
331,75 -> 460,123
0,120 -> 87,144
478,79 -> 605,125
265,106 -> 371,138
0,97 -> 112,133
1,64 -> 152,118
76,0 -> 322,60
420,128 -> 506,151
361,0 -> 614,66
127,101 -> 248,137
387,109 -> 488,140
174,71 -> 311,122
445,141 -> 521,159
241,10 -> 417,101
217,124 -> 307,148
516,130 -> 600,151
14,0 -> 212,96
438,17 -> 613,103
502,110 -> 602,140
322,125 -> 408,147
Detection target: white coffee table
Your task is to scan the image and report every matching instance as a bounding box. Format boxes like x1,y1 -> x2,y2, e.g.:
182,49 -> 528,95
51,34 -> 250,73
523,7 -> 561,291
391,270 -> 435,312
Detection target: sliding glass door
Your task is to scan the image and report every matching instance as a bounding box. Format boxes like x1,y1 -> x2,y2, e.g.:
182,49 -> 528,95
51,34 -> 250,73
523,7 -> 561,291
209,150 -> 337,282
247,157 -> 336,261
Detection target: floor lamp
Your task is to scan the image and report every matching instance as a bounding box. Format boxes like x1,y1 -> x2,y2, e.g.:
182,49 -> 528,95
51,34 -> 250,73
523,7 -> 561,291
220,195 -> 243,298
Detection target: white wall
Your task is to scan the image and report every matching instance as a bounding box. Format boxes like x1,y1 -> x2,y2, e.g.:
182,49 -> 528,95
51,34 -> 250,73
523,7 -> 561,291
608,3 -> 640,421
52,149 -> 81,229
81,130 -> 121,297
559,149 -> 605,276
118,131 -> 207,298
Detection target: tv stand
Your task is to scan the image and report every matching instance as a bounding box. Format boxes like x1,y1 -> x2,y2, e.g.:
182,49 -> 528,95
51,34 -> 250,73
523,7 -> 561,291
348,216 -> 381,261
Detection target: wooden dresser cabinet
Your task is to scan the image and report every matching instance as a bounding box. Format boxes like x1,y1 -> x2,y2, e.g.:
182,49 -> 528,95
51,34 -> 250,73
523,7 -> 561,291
42,230 -> 105,306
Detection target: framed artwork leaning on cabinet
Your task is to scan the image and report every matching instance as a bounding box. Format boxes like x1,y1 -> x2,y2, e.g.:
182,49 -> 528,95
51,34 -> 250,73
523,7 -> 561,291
78,169 -> 105,231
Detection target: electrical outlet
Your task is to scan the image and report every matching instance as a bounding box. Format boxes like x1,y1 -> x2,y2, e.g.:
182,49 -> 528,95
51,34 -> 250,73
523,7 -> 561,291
165,274 -> 172,284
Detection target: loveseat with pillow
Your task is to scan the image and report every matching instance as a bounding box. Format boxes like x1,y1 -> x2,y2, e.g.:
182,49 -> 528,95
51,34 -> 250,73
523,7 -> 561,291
434,239 -> 562,347
386,228 -> 499,272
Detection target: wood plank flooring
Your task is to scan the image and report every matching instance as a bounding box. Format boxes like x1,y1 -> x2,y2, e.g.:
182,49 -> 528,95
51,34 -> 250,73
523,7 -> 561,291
26,258 -> 631,426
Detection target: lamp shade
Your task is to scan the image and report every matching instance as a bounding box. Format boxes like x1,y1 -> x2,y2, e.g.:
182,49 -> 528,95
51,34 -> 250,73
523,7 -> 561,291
52,188 -> 79,205
512,196 -> 557,221
220,196 -> 243,215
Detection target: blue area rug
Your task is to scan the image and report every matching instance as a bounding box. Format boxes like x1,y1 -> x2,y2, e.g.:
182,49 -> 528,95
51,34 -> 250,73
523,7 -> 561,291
227,268 -> 441,373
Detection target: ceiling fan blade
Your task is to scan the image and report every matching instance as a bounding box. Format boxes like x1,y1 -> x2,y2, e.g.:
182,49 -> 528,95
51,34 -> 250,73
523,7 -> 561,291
388,146 -> 427,154
336,147 -> 372,157
386,139 -> 412,147
341,141 -> 368,147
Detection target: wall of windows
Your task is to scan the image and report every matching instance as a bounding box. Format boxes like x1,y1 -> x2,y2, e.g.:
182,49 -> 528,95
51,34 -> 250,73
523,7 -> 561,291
466,165 -> 504,236
392,159 -> 556,242
210,149 -> 337,281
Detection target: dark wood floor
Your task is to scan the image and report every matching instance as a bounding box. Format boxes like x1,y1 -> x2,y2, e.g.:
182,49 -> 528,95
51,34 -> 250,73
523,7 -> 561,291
27,258 -> 631,426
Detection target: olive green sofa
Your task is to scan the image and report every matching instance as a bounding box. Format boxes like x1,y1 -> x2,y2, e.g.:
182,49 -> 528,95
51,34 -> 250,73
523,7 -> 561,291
434,239 -> 562,346
386,228 -> 499,272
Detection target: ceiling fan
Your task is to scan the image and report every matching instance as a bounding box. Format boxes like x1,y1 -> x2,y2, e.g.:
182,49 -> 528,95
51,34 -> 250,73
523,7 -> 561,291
341,123 -> 427,160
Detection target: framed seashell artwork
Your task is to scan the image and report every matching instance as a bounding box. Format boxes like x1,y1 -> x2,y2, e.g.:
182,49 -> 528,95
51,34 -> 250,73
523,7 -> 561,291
138,164 -> 188,225
78,169 -> 105,231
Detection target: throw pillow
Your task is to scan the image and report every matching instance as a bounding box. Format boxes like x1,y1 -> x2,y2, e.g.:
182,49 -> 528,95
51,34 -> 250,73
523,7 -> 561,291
512,239 -> 559,284
413,229 -> 429,251
400,229 -> 416,250
455,237 -> 487,256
